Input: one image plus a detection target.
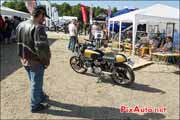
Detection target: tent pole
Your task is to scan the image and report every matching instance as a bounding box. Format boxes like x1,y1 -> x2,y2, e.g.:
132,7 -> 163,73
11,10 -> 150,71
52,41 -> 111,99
146,22 -> 150,39
132,16 -> 137,56
108,21 -> 109,37
108,21 -> 110,39
112,21 -> 115,41
112,21 -> 115,36
119,21 -> 122,52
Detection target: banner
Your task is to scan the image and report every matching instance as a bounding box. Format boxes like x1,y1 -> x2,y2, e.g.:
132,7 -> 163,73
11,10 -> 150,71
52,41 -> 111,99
89,5 -> 93,25
24,0 -> 36,14
80,4 -> 88,24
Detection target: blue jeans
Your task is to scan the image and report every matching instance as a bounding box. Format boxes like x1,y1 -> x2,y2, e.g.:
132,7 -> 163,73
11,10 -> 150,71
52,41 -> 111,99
24,64 -> 45,110
68,36 -> 77,52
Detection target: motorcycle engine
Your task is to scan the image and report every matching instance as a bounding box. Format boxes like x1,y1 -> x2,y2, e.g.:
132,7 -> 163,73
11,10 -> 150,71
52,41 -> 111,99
93,66 -> 102,74
85,61 -> 91,67
93,60 -> 102,74
94,60 -> 101,66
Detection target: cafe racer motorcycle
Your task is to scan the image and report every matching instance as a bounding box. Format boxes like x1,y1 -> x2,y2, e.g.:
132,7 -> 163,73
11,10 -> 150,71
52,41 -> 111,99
70,42 -> 135,86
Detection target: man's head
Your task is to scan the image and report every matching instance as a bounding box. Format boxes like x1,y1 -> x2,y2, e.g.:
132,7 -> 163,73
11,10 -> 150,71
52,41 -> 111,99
4,16 -> 8,20
32,6 -> 50,24
94,21 -> 97,25
13,16 -> 18,20
166,36 -> 172,42
71,19 -> 77,24
143,32 -> 147,36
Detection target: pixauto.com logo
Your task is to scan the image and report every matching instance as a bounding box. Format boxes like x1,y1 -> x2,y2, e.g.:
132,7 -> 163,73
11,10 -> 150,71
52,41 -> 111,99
119,105 -> 166,113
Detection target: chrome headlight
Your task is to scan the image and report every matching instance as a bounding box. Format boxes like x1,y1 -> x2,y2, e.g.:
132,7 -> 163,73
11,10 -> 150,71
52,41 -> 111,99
127,58 -> 134,66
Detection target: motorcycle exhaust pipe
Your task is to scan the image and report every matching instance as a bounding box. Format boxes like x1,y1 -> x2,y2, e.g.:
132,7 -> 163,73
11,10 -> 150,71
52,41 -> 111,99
101,71 -> 113,75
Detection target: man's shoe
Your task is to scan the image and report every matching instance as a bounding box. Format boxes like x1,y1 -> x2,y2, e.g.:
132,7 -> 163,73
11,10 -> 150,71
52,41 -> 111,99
41,94 -> 49,103
31,103 -> 50,113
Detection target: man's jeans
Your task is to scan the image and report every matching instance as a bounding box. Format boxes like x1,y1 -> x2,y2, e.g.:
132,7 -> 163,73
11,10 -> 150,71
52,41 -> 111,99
24,64 -> 45,110
68,36 -> 77,52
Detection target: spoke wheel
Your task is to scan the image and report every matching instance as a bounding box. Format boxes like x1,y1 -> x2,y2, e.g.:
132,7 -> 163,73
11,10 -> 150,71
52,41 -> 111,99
70,56 -> 87,74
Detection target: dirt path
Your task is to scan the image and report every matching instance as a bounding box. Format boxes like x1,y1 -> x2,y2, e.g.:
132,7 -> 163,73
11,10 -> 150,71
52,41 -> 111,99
1,32 -> 179,119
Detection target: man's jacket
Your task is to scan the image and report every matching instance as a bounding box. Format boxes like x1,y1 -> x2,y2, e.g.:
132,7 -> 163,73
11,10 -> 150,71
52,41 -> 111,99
16,19 -> 51,66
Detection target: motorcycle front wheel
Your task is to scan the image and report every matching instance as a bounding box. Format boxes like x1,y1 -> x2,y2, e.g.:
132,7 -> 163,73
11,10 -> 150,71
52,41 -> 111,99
112,64 -> 135,86
70,56 -> 87,74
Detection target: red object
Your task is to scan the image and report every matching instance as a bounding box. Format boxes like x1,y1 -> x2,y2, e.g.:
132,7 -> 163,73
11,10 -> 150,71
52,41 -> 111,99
80,5 -> 88,24
0,16 -> 5,29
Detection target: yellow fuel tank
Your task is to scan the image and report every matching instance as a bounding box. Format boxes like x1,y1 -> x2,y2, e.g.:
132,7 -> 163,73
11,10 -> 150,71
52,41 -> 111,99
84,49 -> 100,58
115,55 -> 126,62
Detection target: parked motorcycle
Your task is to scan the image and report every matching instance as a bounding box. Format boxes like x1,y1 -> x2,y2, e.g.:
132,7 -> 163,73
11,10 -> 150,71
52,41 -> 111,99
70,40 -> 135,86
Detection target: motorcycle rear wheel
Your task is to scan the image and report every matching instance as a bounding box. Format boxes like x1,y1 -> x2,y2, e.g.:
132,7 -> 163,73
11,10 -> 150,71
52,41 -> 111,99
70,56 -> 87,74
112,64 -> 135,86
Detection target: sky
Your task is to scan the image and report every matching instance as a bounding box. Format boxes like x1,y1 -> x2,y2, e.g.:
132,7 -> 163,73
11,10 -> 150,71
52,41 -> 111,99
1,0 -> 179,9
50,0 -> 179,10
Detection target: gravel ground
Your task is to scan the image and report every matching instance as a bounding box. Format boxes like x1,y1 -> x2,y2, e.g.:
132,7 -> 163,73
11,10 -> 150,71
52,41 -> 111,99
1,32 -> 179,119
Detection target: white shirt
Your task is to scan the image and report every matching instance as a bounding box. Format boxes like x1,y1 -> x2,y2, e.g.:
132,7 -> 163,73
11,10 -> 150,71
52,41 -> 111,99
163,42 -> 173,50
91,24 -> 99,36
68,23 -> 77,37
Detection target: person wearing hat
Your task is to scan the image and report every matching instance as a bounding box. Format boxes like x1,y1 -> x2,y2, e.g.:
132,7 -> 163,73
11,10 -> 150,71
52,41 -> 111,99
16,5 -> 51,112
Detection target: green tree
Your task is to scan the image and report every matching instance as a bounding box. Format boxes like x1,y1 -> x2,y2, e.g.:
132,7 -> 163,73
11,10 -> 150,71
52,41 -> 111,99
52,3 -> 62,16
3,1 -> 16,9
61,2 -> 71,16
15,2 -> 28,13
112,7 -> 118,14
71,4 -> 81,21
53,2 -> 110,24
3,0 -> 28,13
94,6 -> 101,17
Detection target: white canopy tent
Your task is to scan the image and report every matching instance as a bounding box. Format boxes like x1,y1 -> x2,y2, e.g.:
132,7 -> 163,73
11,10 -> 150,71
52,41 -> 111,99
109,4 -> 180,55
59,16 -> 78,21
1,6 -> 31,18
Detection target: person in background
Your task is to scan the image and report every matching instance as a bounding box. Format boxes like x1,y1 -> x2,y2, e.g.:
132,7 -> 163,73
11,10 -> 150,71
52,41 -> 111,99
103,26 -> 108,48
64,21 -> 69,34
135,33 -> 149,48
4,16 -> 13,44
16,5 -> 51,113
125,31 -> 132,43
0,15 -> 5,43
91,21 -> 99,40
156,36 -> 173,52
76,20 -> 80,35
10,16 -> 20,43
84,23 -> 88,35
173,29 -> 180,51
149,36 -> 160,59
68,19 -> 78,52
124,34 -> 132,43
135,33 -> 150,57
13,16 -> 20,29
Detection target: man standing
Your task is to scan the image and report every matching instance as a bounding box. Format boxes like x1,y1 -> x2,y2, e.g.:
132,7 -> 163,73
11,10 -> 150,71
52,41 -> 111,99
4,16 -> 13,44
0,15 -> 5,42
16,6 -> 51,112
90,21 -> 100,41
68,19 -> 78,52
